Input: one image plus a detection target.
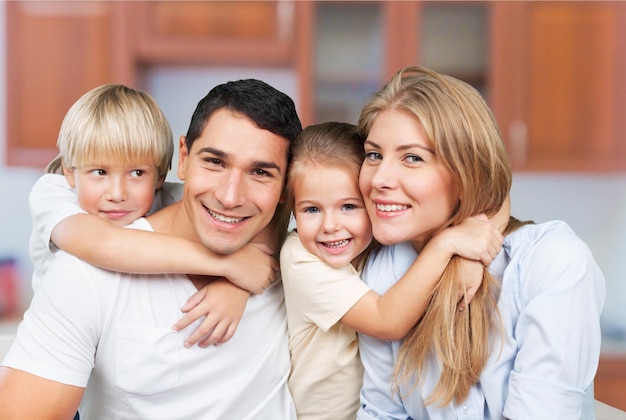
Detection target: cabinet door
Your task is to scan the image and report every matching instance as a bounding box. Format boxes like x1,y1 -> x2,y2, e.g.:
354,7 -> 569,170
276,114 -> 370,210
133,1 -> 294,65
6,1 -> 116,168
492,1 -> 626,171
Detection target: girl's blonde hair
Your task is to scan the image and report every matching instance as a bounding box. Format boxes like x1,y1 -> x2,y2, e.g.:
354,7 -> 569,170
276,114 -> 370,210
46,84 -> 173,179
358,65 -> 528,406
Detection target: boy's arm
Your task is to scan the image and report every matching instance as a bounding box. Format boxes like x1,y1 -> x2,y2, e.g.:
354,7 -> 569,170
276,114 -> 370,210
0,367 -> 83,419
52,213 -> 276,294
340,215 -> 503,340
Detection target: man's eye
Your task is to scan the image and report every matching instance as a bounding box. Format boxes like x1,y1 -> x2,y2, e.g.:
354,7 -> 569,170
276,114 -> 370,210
253,168 -> 271,177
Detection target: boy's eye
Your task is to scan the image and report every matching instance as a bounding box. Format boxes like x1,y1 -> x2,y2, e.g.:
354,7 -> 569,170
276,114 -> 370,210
90,169 -> 106,176
131,170 -> 144,177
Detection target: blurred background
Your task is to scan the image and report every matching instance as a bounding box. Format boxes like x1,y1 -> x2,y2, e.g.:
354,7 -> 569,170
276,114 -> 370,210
0,0 -> 625,408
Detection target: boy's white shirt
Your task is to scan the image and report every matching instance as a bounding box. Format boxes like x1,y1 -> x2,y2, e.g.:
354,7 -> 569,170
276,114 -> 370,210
28,173 -> 183,291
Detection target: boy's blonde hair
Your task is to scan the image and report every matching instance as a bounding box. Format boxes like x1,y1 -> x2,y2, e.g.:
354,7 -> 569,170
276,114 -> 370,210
47,84 -> 173,179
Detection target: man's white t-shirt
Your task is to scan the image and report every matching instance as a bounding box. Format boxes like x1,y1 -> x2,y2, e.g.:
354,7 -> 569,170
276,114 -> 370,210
28,173 -> 183,291
6,217 -> 296,419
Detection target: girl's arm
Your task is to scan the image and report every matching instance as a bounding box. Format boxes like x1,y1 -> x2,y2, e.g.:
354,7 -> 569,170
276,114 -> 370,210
340,215 -> 503,340
52,213 -> 276,295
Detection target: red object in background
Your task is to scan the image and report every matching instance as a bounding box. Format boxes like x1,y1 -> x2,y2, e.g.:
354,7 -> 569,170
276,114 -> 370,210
0,258 -> 19,319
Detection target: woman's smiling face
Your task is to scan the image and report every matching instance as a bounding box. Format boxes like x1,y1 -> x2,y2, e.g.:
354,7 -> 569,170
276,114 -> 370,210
359,108 -> 460,251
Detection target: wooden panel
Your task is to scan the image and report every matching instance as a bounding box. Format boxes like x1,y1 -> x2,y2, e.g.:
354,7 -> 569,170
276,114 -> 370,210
6,1 -> 114,168
134,1 -> 295,65
526,1 -> 621,171
595,356 -> 626,412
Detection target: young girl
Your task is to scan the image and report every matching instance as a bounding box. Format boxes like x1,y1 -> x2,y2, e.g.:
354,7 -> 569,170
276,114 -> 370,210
356,66 -> 605,419
280,121 -> 505,419
30,84 -> 276,347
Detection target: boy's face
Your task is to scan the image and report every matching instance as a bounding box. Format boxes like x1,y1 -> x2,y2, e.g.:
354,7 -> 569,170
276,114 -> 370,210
177,108 -> 289,255
64,158 -> 163,227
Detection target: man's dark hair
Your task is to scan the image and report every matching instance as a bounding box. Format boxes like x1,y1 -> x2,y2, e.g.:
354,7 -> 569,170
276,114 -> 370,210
185,79 -> 302,158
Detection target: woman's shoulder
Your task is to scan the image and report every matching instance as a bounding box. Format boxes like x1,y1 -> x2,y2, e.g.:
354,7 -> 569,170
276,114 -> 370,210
505,220 -> 591,258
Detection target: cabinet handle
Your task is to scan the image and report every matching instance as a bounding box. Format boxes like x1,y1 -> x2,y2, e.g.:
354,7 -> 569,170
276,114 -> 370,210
508,119 -> 527,168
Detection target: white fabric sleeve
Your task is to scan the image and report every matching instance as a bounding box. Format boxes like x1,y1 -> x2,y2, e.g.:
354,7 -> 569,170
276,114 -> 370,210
502,224 -> 605,419
2,252 -> 106,387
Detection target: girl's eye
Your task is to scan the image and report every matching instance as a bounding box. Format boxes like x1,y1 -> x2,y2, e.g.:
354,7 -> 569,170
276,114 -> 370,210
303,207 -> 320,214
342,203 -> 358,211
365,151 -> 382,161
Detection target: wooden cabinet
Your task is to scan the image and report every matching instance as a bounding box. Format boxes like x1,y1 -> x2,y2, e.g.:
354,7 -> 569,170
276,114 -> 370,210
491,1 -> 626,171
5,1 -> 626,171
5,0 -> 296,169
6,1 -> 118,167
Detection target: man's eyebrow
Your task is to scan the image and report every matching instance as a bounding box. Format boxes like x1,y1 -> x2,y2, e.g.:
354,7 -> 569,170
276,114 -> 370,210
197,147 -> 226,158
197,147 -> 282,174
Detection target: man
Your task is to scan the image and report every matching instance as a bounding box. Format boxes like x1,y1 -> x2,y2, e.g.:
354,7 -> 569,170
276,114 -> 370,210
0,79 -> 302,419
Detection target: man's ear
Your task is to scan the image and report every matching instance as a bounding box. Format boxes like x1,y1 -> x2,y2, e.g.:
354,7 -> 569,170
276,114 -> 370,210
62,163 -> 76,188
177,135 -> 188,181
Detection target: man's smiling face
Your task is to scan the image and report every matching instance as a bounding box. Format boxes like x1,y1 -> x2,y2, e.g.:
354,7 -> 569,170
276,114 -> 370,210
177,108 -> 289,255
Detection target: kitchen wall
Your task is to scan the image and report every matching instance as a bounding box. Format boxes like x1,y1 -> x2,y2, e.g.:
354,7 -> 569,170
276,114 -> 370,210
0,4 -> 624,340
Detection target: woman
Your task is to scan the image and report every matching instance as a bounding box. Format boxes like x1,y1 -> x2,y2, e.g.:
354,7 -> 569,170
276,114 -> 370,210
356,65 -> 605,419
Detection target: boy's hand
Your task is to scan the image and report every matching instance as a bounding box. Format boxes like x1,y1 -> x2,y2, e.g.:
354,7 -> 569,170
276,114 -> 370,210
224,243 -> 279,294
172,278 -> 249,347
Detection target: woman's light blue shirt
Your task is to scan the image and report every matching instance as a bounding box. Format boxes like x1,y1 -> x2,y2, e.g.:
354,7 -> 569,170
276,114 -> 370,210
357,220 -> 605,420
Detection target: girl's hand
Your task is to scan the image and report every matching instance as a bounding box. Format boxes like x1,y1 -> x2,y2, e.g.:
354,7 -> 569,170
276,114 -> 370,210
455,258 -> 484,311
435,214 -> 504,266
172,278 -> 249,347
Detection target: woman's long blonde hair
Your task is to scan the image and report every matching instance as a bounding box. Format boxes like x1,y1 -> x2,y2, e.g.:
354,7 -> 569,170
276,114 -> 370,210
358,65 -> 528,406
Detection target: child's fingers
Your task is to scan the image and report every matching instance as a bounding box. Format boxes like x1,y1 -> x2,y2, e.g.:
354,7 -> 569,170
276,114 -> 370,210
172,308 -> 203,333
182,315 -> 221,348
180,289 -> 206,312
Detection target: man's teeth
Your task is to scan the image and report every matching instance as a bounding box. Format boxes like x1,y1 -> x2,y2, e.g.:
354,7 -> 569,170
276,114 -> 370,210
208,209 -> 244,223
324,239 -> 349,248
376,204 -> 409,212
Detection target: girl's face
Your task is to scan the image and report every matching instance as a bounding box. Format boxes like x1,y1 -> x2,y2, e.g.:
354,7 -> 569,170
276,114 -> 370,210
293,163 -> 373,268
359,108 -> 460,251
